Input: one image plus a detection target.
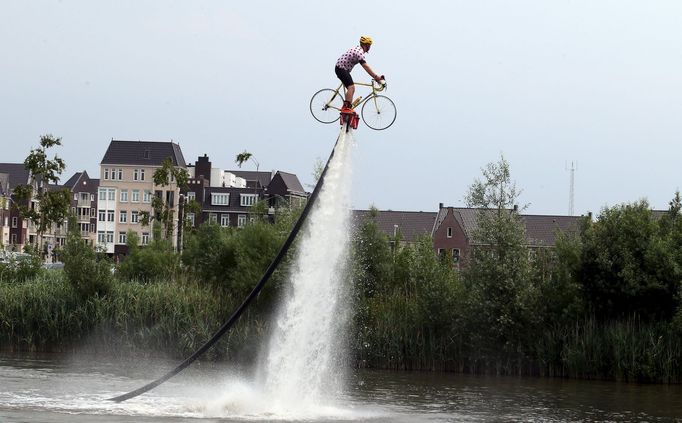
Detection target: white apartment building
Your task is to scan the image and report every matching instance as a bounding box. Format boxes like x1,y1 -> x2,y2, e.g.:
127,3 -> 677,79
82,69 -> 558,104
96,140 -> 186,255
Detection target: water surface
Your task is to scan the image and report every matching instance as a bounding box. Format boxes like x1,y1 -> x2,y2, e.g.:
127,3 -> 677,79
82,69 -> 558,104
1,353 -> 681,422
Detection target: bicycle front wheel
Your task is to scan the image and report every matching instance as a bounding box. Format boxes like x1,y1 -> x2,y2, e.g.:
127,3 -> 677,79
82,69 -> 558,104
310,89 -> 343,124
361,95 -> 396,130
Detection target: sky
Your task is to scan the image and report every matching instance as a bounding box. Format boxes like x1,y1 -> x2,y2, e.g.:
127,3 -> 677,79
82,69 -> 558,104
1,0 -> 681,216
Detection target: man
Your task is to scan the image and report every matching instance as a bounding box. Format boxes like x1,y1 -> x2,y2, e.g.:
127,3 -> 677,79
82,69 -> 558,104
335,36 -> 384,113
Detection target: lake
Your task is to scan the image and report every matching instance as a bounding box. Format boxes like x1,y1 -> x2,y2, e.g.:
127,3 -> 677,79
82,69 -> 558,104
1,353 -> 680,422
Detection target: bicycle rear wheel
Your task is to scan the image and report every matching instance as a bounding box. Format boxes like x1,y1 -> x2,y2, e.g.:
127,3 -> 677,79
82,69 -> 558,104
361,95 -> 396,130
310,89 -> 343,124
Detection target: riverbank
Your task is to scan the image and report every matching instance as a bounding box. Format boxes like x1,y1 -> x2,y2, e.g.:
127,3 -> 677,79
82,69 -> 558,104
2,273 -> 681,384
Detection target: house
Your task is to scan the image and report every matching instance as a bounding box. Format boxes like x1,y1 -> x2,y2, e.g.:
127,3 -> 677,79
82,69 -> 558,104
354,204 -> 583,268
62,171 -> 99,246
0,163 -> 33,251
97,140 -> 186,255
183,154 -> 308,229
0,172 -> 11,248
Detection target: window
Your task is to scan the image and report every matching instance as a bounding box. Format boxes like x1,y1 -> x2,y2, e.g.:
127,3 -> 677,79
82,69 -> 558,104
99,188 -> 106,201
90,194 -> 95,202
11,233 -> 17,244
220,214 -> 230,227
132,190 -> 140,202
117,168 -> 123,180
73,193 -> 78,201
107,188 -> 116,201
212,193 -> 229,205
140,169 -> 145,181
106,231 -> 114,243
120,189 -> 128,202
97,231 -> 106,243
237,214 -> 247,228
143,190 -> 151,203
240,194 -> 257,207
131,210 -> 139,224
209,213 -> 218,224
107,210 -> 114,222
141,232 -> 150,245
447,227 -> 453,238
186,191 -> 196,202
437,248 -> 445,258
98,210 -> 106,222
452,248 -> 461,264
144,149 -> 150,159
119,210 -> 127,223
11,217 -> 18,228
91,207 -> 96,217
187,212 -> 195,226
118,232 -> 127,244
104,168 -> 109,180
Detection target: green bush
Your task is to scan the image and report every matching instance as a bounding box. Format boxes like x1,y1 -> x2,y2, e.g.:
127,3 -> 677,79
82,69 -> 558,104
61,220 -> 112,298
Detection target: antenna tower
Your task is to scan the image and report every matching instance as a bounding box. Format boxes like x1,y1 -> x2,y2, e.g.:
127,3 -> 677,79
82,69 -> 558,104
567,161 -> 577,216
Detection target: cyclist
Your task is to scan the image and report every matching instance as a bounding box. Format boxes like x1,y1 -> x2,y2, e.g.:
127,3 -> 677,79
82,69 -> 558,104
335,36 -> 384,113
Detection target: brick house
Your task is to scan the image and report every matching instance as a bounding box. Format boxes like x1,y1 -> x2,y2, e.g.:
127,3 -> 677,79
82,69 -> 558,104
63,171 -> 99,246
354,204 -> 583,268
0,163 -> 33,251
184,154 -> 307,229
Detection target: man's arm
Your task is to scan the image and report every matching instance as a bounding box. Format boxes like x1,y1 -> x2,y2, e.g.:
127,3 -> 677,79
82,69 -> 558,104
361,62 -> 382,81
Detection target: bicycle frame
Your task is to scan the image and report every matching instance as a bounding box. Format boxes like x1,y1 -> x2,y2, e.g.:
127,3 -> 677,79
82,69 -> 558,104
324,80 -> 387,111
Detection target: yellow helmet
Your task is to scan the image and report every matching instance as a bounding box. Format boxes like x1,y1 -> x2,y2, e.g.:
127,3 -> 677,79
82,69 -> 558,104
360,36 -> 373,45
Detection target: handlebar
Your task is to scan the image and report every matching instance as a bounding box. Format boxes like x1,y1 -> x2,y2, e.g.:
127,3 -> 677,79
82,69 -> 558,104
373,77 -> 387,91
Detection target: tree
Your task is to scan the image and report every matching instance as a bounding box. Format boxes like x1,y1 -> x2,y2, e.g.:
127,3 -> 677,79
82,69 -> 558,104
139,157 -> 189,243
61,216 -> 112,298
579,200 -> 681,320
463,155 -> 536,353
13,135 -> 71,256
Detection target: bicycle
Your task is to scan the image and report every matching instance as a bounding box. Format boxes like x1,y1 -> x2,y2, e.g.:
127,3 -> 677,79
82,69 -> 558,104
309,79 -> 397,130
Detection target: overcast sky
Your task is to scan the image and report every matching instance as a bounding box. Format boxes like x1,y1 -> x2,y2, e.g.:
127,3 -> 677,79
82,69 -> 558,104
2,0 -> 681,216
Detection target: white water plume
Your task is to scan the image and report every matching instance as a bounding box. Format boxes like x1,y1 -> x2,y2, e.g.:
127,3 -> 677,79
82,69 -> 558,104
260,129 -> 355,407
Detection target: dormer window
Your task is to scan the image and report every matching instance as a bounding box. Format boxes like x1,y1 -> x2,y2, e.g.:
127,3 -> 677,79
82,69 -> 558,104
144,150 -> 150,159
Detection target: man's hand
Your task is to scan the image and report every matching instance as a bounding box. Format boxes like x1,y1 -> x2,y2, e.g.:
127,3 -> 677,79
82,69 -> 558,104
375,74 -> 385,82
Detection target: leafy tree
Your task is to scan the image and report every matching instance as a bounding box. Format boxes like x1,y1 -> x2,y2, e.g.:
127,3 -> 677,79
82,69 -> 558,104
61,216 -> 112,298
463,155 -> 536,353
139,157 -> 189,243
12,135 -> 71,255
352,208 -> 393,299
117,231 -> 180,282
580,200 -> 682,320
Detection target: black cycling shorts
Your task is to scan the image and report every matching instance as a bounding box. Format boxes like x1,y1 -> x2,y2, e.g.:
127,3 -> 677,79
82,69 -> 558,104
335,66 -> 354,88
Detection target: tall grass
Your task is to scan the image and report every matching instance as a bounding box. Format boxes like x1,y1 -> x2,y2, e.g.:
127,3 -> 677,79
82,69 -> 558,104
0,272 -> 270,361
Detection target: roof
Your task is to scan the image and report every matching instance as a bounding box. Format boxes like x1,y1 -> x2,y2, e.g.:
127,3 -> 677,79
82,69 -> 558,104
0,173 -> 9,196
101,140 -> 186,167
229,170 -> 273,188
522,214 -> 582,246
0,163 -> 30,189
434,207 -> 582,246
275,171 -> 306,194
63,172 -> 83,188
353,209 -> 438,242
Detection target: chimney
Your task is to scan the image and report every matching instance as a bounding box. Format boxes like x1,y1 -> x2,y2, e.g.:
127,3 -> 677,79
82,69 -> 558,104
439,202 -> 444,209
513,204 -> 518,212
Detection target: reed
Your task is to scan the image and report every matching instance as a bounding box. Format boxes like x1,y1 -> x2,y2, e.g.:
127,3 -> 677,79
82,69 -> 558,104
0,272 -> 270,361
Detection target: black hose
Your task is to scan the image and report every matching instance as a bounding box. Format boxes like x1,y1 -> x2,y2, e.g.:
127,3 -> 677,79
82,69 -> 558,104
108,132 -> 344,402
